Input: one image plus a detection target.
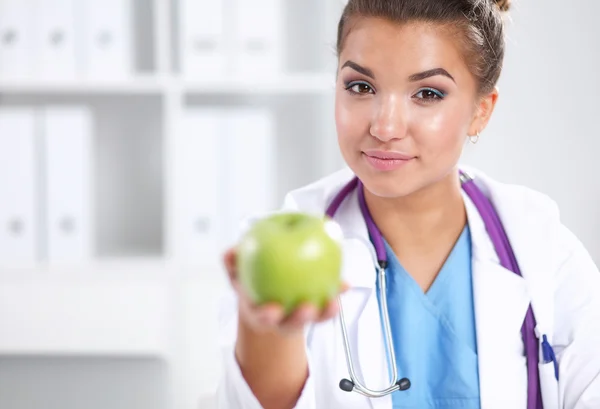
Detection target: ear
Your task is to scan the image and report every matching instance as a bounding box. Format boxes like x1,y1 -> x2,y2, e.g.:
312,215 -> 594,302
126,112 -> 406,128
468,86 -> 499,137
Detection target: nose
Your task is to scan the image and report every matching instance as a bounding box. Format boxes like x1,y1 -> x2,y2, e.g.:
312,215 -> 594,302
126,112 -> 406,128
369,94 -> 407,142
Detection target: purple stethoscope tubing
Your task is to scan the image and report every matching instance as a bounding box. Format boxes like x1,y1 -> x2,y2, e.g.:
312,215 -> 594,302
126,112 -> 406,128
325,171 -> 555,409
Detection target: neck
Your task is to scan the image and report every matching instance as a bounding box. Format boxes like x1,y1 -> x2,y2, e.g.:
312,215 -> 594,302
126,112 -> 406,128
364,171 -> 467,251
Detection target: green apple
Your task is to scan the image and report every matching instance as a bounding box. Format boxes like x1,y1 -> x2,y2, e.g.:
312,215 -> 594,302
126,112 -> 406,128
237,212 -> 344,314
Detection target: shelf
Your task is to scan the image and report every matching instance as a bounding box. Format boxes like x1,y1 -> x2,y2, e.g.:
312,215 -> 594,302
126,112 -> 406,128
0,265 -> 170,356
0,77 -> 168,95
0,258 -> 228,357
181,73 -> 336,95
0,257 -> 227,280
0,73 -> 336,96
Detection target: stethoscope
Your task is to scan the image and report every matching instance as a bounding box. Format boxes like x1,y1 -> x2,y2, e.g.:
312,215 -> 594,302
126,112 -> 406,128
325,171 -> 558,409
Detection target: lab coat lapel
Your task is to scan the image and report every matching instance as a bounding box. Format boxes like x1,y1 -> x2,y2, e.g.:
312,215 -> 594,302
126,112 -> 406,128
470,174 -> 560,408
464,191 -> 530,409
335,181 -> 392,409
462,167 -> 557,337
475,175 -> 557,340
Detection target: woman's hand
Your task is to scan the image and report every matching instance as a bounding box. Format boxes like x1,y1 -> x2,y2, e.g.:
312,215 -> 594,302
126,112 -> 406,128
223,246 -> 348,336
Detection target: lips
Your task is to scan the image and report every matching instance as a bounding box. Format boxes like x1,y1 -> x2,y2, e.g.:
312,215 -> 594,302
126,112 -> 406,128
362,150 -> 415,172
363,150 -> 415,160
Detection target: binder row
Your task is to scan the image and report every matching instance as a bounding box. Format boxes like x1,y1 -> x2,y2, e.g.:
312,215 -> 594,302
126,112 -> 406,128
181,0 -> 284,78
0,0 -> 132,80
0,107 -> 93,267
0,0 -> 285,81
0,106 -> 276,268
172,107 -> 276,267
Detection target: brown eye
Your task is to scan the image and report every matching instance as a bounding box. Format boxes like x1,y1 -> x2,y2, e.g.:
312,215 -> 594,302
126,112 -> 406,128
414,87 -> 446,100
422,90 -> 437,99
346,82 -> 374,95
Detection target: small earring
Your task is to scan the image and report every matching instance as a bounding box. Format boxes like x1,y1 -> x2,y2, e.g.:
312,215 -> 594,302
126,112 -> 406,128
469,131 -> 480,144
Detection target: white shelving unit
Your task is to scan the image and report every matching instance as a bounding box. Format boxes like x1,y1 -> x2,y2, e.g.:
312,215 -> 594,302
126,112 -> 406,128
0,74 -> 336,95
0,78 -> 167,94
0,1 -> 347,408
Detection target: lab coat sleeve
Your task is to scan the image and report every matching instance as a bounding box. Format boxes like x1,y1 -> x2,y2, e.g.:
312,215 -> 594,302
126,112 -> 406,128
215,288 -> 318,409
216,193 -> 318,408
553,225 -> 600,408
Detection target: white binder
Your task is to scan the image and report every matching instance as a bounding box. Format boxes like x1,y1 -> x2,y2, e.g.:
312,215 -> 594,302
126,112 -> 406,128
232,0 -> 283,78
35,0 -> 78,79
0,0 -> 36,79
42,107 -> 94,265
81,0 -> 133,79
180,0 -> 226,79
0,109 -> 38,267
171,109 -> 223,266
223,108 -> 276,244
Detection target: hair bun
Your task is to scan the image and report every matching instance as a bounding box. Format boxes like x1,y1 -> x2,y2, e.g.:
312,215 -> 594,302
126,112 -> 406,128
494,0 -> 511,12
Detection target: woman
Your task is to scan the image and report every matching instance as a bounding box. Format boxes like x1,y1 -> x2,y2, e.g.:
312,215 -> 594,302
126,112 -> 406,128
218,0 -> 600,408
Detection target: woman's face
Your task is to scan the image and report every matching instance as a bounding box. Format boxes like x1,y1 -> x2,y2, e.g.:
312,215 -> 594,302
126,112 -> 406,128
335,18 -> 490,198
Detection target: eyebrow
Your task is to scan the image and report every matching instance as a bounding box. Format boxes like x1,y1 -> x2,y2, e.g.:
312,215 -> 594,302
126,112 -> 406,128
341,61 -> 456,84
341,60 -> 376,79
409,68 -> 455,83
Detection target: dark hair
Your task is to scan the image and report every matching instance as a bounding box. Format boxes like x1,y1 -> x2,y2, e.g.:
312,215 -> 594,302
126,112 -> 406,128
336,0 -> 512,95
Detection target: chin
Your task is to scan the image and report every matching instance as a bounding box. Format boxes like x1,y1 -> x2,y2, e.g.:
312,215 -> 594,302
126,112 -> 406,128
356,168 -> 423,199
363,180 -> 418,199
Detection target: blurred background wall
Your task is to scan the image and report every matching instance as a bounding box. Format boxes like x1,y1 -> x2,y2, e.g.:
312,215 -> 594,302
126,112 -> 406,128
0,0 -> 597,408
460,0 -> 600,260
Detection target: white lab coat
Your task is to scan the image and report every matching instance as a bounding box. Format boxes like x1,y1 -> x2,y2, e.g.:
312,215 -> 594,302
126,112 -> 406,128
217,166 -> 600,409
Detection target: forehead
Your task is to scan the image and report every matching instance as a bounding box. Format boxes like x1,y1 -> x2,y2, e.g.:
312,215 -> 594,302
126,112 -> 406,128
340,17 -> 470,81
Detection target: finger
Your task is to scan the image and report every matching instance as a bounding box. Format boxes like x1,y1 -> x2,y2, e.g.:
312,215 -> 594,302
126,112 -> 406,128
316,297 -> 340,322
223,247 -> 236,269
242,303 -> 286,332
315,283 -> 350,323
231,278 -> 275,318
280,303 -> 319,332
223,248 -> 238,282
340,282 -> 350,293
231,278 -> 245,297
233,285 -> 286,329
253,303 -> 286,327
232,281 -> 258,314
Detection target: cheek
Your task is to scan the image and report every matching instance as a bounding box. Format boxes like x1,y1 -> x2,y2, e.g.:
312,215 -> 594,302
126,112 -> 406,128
335,92 -> 370,147
411,101 -> 471,160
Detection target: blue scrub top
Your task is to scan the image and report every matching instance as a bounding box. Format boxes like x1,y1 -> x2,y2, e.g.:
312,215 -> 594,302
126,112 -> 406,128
376,225 -> 481,409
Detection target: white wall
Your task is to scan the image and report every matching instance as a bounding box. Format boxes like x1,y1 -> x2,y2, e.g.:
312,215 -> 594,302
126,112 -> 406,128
461,0 -> 600,263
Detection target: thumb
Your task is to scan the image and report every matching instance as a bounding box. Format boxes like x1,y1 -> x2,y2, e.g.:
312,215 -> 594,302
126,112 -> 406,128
223,248 -> 238,282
